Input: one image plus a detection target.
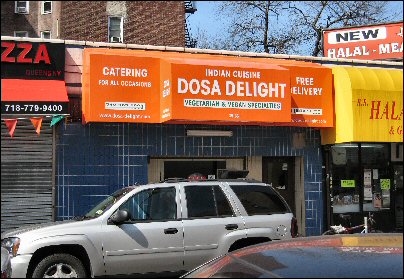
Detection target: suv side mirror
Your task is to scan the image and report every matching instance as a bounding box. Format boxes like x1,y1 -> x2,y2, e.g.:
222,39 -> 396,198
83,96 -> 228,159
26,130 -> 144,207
109,209 -> 130,224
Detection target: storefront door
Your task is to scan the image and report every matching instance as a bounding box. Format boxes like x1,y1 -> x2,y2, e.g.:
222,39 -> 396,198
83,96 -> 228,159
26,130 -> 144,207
262,157 -> 296,213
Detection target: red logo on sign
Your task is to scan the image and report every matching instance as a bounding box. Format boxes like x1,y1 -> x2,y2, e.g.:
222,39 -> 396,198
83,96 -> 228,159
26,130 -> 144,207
1,42 -> 51,64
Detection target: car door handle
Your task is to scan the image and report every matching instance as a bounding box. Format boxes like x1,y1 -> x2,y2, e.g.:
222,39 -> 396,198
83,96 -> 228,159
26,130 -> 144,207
225,224 -> 238,230
164,228 -> 178,234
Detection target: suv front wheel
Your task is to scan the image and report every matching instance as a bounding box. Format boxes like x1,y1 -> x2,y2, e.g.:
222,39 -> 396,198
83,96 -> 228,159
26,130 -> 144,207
32,253 -> 86,278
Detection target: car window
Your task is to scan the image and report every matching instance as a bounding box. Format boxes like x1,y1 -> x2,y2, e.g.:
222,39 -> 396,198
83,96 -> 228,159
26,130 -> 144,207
84,186 -> 136,218
215,186 -> 234,216
185,185 -> 234,218
119,187 -> 176,221
230,185 -> 289,215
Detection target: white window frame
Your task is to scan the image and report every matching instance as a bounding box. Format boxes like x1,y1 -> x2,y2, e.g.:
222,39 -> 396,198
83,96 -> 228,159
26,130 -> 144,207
41,1 -> 52,15
15,1 -> 29,14
41,30 -> 52,39
14,31 -> 29,37
108,16 -> 123,43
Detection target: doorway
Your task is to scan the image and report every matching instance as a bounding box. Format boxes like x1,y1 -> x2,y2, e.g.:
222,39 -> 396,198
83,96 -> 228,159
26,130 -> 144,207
262,156 -> 306,235
262,157 -> 296,213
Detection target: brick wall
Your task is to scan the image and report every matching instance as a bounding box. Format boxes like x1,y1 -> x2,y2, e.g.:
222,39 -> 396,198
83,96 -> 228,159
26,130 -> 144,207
2,1 -> 185,45
37,1 -> 62,39
60,1 -> 185,46
1,1 -> 39,37
125,1 -> 185,47
60,1 -> 108,43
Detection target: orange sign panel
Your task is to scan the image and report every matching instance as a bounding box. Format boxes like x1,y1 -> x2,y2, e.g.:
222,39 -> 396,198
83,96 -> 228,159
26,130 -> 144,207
323,22 -> 403,60
286,65 -> 333,127
223,58 -> 334,127
169,58 -> 291,123
82,48 -> 333,127
82,52 -> 171,123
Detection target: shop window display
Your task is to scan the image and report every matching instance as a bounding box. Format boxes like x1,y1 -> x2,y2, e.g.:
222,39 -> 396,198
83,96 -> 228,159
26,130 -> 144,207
330,143 -> 391,214
361,144 -> 390,212
331,144 -> 360,213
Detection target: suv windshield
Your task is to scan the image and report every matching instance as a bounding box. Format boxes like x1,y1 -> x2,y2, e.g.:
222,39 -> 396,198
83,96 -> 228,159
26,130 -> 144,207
83,187 -> 136,218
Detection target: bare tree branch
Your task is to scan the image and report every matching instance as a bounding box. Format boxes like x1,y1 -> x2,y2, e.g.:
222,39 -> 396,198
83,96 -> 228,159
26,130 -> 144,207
201,1 -> 402,56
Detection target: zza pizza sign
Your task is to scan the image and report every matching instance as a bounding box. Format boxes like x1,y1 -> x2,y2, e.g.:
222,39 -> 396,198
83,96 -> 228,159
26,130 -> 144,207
1,40 -> 65,80
323,21 -> 403,60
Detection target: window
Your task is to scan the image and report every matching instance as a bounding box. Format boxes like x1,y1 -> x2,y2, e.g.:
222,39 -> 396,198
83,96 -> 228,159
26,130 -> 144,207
119,187 -> 176,221
230,185 -> 289,215
41,31 -> 51,39
15,1 -> 29,14
108,16 -> 123,43
41,1 -> 52,14
330,144 -> 360,213
185,185 -> 234,218
14,31 -> 28,37
361,144 -> 390,212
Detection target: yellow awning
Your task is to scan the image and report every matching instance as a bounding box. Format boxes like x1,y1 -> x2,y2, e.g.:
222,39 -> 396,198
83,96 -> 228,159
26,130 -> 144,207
321,67 -> 403,144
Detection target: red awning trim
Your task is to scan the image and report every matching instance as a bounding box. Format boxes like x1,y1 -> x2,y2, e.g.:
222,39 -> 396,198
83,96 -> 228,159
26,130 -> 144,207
2,79 -> 69,102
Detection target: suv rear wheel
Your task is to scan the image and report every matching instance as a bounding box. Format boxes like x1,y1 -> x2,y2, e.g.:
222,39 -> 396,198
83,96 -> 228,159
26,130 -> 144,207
32,253 -> 86,278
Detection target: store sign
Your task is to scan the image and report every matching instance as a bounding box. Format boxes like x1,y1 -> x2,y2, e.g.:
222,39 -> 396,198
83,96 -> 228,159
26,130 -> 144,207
283,65 -> 333,127
83,48 -> 335,126
82,53 -> 171,123
341,180 -> 355,188
1,40 -> 65,80
322,67 -> 403,144
169,60 -> 291,123
230,59 -> 334,127
354,91 -> 403,141
323,22 -> 403,60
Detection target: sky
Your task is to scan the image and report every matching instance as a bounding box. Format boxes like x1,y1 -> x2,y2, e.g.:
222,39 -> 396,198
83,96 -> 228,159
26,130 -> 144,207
187,1 -> 228,39
187,1 -> 404,54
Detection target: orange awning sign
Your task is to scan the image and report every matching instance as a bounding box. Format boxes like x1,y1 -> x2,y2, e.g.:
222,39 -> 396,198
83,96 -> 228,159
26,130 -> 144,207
82,54 -> 167,123
82,48 -> 334,127
288,66 -> 333,126
169,59 -> 291,123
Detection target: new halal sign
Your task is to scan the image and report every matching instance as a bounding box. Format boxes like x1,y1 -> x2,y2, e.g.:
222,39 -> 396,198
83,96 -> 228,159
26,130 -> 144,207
1,40 -> 65,80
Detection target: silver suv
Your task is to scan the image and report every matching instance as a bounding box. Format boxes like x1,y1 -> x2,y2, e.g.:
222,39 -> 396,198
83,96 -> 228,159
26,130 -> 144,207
1,179 -> 297,278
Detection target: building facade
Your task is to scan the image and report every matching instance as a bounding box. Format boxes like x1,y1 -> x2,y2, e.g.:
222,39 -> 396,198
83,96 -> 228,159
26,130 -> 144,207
1,1 -> 187,46
1,0 -> 191,233
1,3 -> 402,237
1,38 -> 68,231
1,1 -> 61,39
3,35 -> 402,237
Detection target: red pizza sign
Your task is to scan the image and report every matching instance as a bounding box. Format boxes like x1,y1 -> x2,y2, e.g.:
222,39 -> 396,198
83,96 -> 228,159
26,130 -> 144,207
323,22 -> 403,60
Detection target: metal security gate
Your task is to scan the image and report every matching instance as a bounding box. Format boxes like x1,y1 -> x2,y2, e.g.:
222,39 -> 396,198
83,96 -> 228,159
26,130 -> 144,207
1,118 -> 54,232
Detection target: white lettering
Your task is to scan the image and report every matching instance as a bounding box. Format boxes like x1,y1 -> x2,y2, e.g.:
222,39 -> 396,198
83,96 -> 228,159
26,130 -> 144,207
102,67 -> 148,77
189,79 -> 200,95
178,78 -> 188,94
226,81 -> 235,96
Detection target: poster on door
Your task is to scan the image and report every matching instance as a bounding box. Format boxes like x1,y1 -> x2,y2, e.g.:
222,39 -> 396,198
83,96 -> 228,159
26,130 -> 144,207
364,169 -> 373,200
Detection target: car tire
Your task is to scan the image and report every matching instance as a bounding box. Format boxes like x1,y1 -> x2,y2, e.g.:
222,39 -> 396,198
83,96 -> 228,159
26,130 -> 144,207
32,253 -> 86,278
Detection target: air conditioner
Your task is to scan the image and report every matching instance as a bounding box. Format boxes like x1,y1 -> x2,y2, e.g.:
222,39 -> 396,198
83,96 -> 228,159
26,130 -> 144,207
16,6 -> 27,13
110,36 -> 121,43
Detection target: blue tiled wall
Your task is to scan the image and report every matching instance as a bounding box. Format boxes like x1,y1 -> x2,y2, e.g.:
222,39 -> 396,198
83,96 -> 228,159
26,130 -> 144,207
56,122 -> 324,235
